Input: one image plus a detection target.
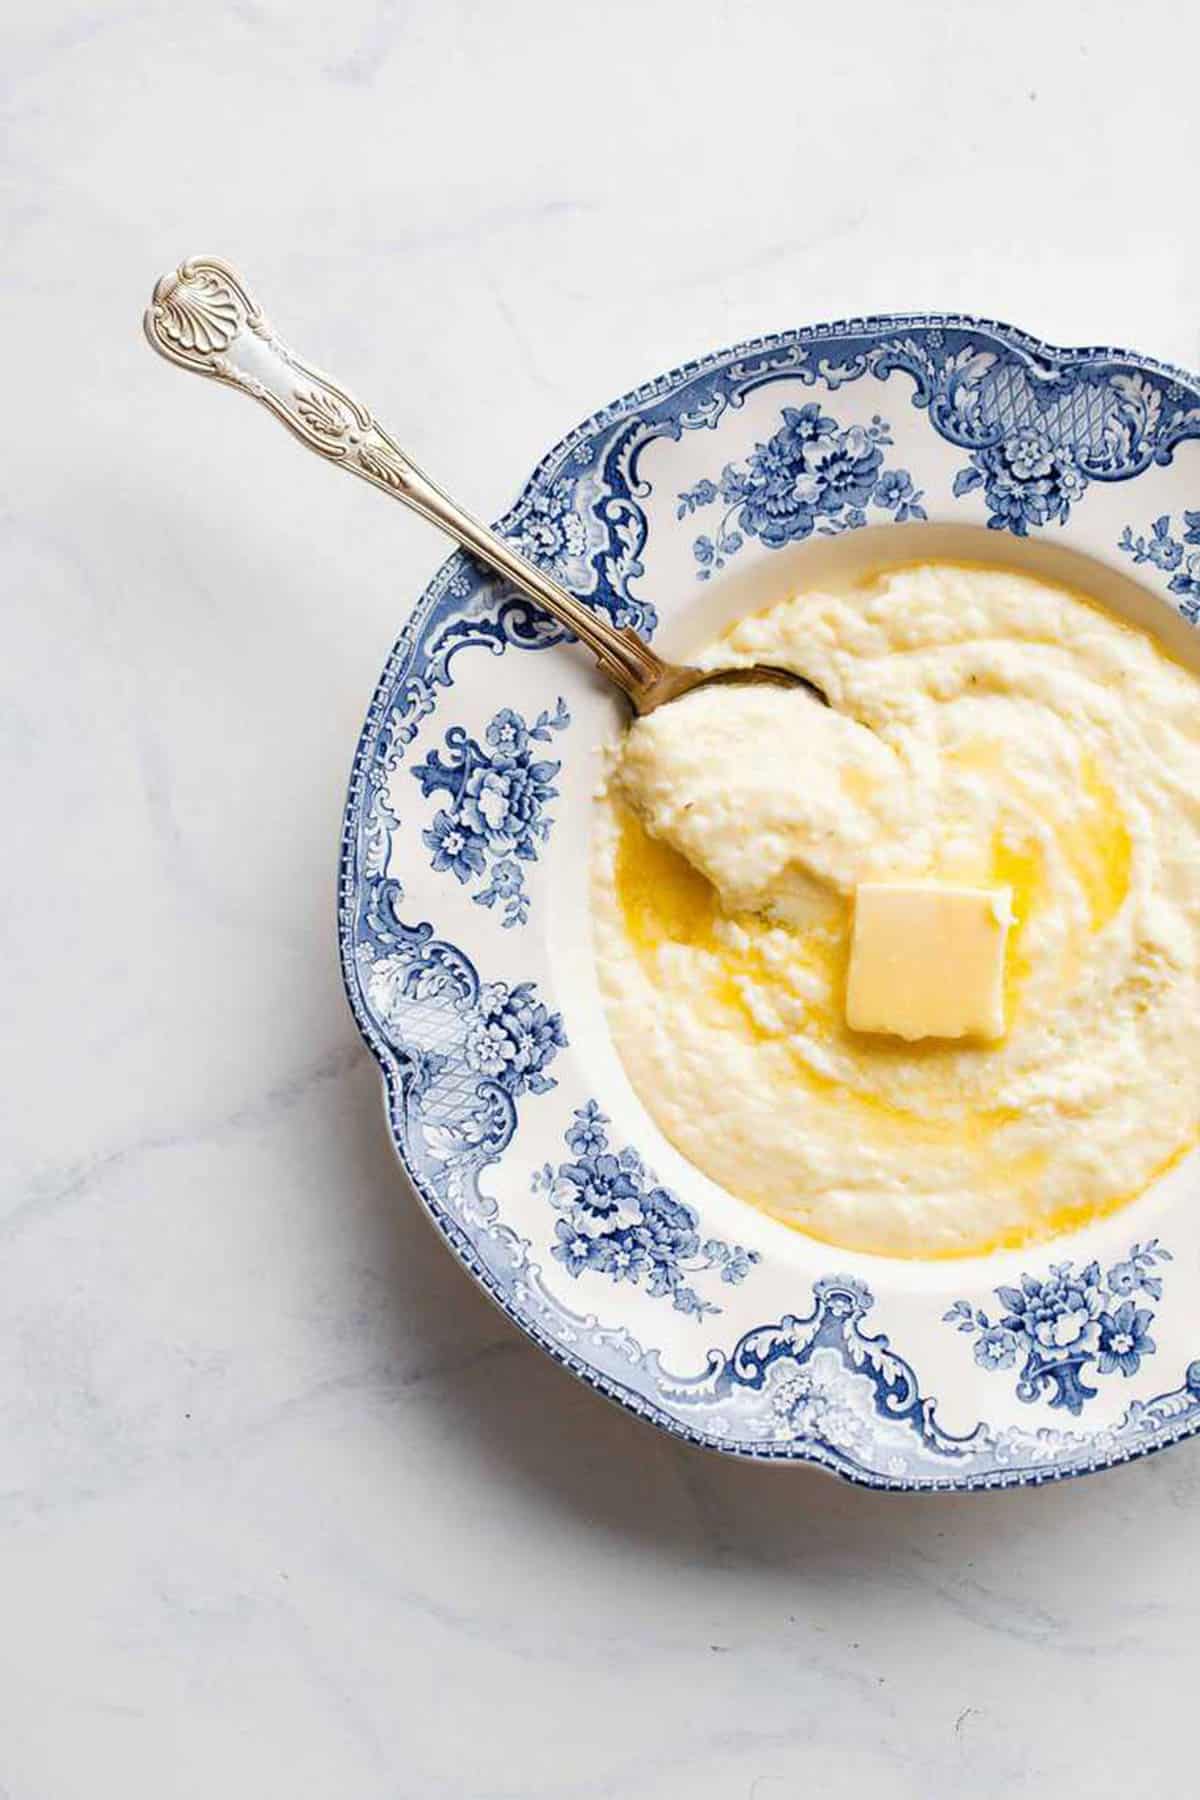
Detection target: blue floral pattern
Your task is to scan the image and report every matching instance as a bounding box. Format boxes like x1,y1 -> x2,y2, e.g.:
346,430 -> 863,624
463,980 -> 566,1097
944,1240 -> 1171,1415
411,700 -> 569,926
952,427 -> 1087,535
1119,512 -> 1200,619
677,405 -> 926,576
666,1277 -> 989,1467
533,1102 -> 759,1318
764,1366 -> 871,1455
358,889 -> 566,1116
507,480 -> 589,583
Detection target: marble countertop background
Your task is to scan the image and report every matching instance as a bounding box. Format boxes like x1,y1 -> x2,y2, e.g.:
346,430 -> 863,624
5,1 -> 1200,1793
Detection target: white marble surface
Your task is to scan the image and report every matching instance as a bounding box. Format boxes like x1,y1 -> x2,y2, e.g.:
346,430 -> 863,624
6,1 -> 1200,1793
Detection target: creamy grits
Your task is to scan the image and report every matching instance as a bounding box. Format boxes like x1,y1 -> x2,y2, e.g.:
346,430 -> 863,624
591,563 -> 1200,1258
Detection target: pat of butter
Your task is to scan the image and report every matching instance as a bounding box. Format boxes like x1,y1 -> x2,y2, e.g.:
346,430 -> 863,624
846,881 -> 1013,1042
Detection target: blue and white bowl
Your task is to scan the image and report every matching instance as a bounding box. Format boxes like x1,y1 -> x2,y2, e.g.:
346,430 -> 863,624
339,315 -> 1200,1489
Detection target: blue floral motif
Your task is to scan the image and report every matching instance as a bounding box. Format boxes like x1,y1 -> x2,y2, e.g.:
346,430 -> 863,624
944,1239 -> 1171,1414
677,404 -> 926,576
1097,1300 -> 1156,1378
411,700 -> 570,926
358,896 -> 567,1125
507,478 -> 590,585
872,468 -> 924,518
952,427 -> 1088,534
1119,512 -> 1200,619
674,1276 -> 989,1466
466,980 -> 567,1096
973,1323 -> 1020,1372
564,1096 -> 610,1157
534,1105 -> 759,1318
425,809 -> 486,883
766,1367 -> 871,1454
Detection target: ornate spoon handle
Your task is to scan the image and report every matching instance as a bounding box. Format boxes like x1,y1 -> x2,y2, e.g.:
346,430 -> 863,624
144,256 -> 666,702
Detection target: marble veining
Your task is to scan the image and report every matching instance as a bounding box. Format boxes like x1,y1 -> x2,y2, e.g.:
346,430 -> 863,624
5,0 -> 1200,1793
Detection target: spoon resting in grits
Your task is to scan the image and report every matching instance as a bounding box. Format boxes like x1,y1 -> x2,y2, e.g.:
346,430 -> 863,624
143,256 -> 826,716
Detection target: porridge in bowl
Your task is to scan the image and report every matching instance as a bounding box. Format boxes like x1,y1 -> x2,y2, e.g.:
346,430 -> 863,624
592,562 -> 1200,1259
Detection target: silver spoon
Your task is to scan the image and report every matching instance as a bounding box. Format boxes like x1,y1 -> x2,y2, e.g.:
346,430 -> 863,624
143,257 -> 826,715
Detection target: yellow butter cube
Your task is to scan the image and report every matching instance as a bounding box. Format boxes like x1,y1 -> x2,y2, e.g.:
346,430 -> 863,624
846,881 -> 1013,1042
